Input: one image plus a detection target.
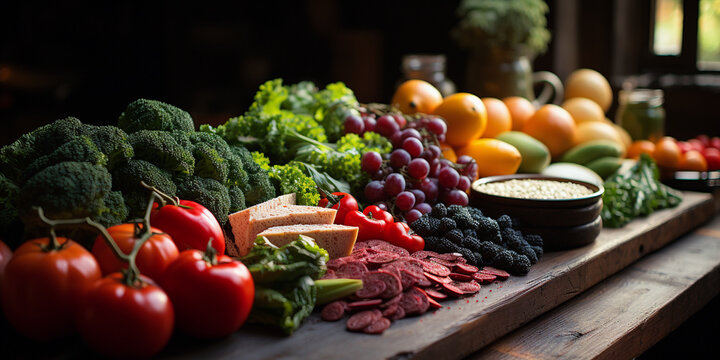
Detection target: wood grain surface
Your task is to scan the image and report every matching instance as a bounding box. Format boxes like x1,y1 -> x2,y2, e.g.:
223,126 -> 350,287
470,212 -> 720,360
154,191 -> 714,360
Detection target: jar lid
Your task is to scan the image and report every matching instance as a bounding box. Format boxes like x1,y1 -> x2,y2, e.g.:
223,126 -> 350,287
402,54 -> 446,72
619,89 -> 664,106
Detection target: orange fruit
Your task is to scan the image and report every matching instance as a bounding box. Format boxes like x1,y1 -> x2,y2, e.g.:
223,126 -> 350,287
391,80 -> 443,115
565,69 -> 613,112
439,143 -> 458,163
626,140 -> 656,159
652,137 -> 682,169
521,104 -> 577,159
503,96 -> 535,131
456,138 -> 522,178
573,121 -> 623,146
432,93 -> 487,147
561,97 -> 605,124
480,97 -> 512,138
612,122 -> 633,149
678,150 -> 708,171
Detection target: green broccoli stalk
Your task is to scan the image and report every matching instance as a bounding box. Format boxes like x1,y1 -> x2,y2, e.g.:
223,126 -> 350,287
118,98 -> 195,134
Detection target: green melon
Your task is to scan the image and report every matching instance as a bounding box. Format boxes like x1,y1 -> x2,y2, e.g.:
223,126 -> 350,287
496,131 -> 551,173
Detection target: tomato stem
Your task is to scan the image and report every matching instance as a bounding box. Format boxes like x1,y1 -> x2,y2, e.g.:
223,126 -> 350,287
35,207 -> 90,251
202,238 -> 218,265
140,181 -> 181,208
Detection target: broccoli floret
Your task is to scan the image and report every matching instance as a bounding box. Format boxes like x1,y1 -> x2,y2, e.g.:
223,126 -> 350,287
21,136 -> 108,184
111,159 -> 177,217
431,203 -> 447,219
439,217 -> 457,232
0,117 -> 85,182
82,125 -> 134,169
496,214 -> 514,230
128,130 -> 195,175
0,173 -> 21,242
476,216 -> 502,244
17,162 -> 112,232
118,99 -> 194,134
231,144 -> 263,174
445,229 -> 464,245
191,143 -> 229,184
243,171 -> 276,206
95,190 -> 129,227
228,185 -> 246,212
177,176 -> 231,225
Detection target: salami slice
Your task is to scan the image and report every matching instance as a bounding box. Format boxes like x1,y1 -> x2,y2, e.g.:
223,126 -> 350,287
379,293 -> 403,309
389,305 -> 406,320
356,279 -> 387,299
399,270 -> 417,290
353,241 -> 372,249
363,270 -> 402,299
372,243 -> 410,257
365,239 -> 392,248
429,257 -> 459,267
454,263 -> 479,275
480,266 -> 510,280
368,251 -> 400,265
327,258 -> 349,270
472,272 -> 497,284
424,288 -> 447,300
346,309 -> 382,331
441,282 -> 465,297
415,274 -> 432,287
321,301 -> 347,321
424,272 -> 452,284
420,260 -> 451,277
347,299 -> 383,310
409,287 -> 430,314
433,252 -> 463,261
427,295 -> 443,309
410,250 -> 439,259
321,269 -> 338,279
399,292 -> 423,315
336,261 -> 369,279
449,273 -> 473,282
451,280 -> 482,294
363,317 -> 392,334
381,303 -> 398,317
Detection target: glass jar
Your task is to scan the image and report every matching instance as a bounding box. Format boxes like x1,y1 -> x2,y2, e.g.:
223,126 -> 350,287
400,54 -> 456,97
616,89 -> 666,142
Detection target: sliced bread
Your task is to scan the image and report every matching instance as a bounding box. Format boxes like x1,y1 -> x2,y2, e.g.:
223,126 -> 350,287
257,224 -> 358,259
226,193 -> 296,256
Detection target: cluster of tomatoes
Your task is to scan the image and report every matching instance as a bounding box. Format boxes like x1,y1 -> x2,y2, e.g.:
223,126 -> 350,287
628,134 -> 720,172
0,198 -> 254,358
319,191 -> 424,253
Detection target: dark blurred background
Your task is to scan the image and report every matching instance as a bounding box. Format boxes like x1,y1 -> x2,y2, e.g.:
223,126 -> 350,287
0,0 -> 718,146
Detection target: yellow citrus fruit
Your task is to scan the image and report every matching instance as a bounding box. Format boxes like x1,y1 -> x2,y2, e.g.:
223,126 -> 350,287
456,138 -> 522,178
561,97 -> 605,124
573,121 -> 623,146
565,69 -> 613,112
391,79 -> 443,115
432,93 -> 487,147
627,140 -> 656,159
480,97 -> 512,138
503,96 -> 536,131
439,143 -> 458,163
522,104 -> 576,159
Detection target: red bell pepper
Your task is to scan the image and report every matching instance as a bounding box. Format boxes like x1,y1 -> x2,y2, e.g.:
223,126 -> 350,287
384,222 -> 424,253
318,192 -> 359,225
363,205 -> 394,225
344,210 -> 387,241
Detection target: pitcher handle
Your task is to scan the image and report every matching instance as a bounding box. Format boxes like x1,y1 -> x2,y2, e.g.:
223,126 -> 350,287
532,71 -> 564,107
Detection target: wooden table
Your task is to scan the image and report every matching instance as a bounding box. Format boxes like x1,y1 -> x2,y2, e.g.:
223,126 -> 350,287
2,191 -> 717,360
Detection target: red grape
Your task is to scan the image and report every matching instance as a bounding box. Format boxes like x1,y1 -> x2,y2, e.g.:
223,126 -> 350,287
413,202 -> 432,214
384,173 -> 406,197
445,190 -> 469,206
457,176 -> 471,191
437,167 -> 460,188
456,155 -> 473,164
363,116 -> 377,133
409,189 -> 426,204
365,181 -> 386,202
400,128 -> 422,141
343,115 -> 364,135
404,209 -> 422,224
376,115 -> 400,137
426,118 -> 447,135
407,158 -> 430,180
395,191 -> 416,211
402,138 -> 423,158
418,178 -> 439,203
361,151 -> 382,173
393,114 -> 407,129
390,149 -> 411,168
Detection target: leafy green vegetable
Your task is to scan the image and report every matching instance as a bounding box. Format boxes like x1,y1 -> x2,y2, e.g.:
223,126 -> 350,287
601,154 -> 682,228
267,162 -> 321,206
241,235 -> 329,335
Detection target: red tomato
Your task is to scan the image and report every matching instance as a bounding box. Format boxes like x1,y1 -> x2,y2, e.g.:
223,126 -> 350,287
77,273 -> 174,358
0,239 -> 13,304
711,137 -> 720,150
150,200 -> 225,254
160,248 -> 254,338
702,147 -> 720,170
696,134 -> 711,148
676,141 -> 692,154
384,222 -> 424,253
688,139 -> 705,153
92,223 -> 179,281
318,192 -> 359,225
1,237 -> 101,341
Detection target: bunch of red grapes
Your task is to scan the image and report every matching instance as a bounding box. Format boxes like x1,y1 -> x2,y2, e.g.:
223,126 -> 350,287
344,111 -> 478,224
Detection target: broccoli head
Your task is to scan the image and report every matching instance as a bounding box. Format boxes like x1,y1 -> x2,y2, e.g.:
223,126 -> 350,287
0,117 -> 85,182
243,171 -> 275,207
118,98 -> 195,134
177,176 -> 231,225
0,173 -> 21,243
128,130 -> 195,175
95,190 -> 130,227
21,136 -> 108,185
231,144 -> 263,174
17,161 -> 112,233
191,143 -> 229,184
111,159 -> 177,218
228,185 -> 246,213
81,125 -> 134,169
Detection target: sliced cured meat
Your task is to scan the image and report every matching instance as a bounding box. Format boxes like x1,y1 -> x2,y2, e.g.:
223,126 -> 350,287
449,273 -> 473,282
371,242 -> 410,257
353,241 -> 371,250
441,282 -> 465,297
379,293 -> 403,309
346,309 -> 382,331
410,250 -> 439,259
415,274 -> 432,287
321,301 -> 347,321
321,269 -> 338,279
355,279 -> 387,299
367,251 -> 400,265
327,258 -> 349,270
381,303 -> 398,317
365,239 -> 392,248
427,296 -> 442,309
409,287 -> 430,314
363,317 -> 392,334
454,263 -> 479,275
424,288 -> 447,300
347,299 -> 383,310
336,261 -> 369,279
420,260 -> 451,277
472,272 -> 497,284
389,305 -> 406,320
424,272 -> 452,284
432,252 -> 463,261
363,270 -> 403,299
429,257 -> 459,267
480,266 -> 510,280
399,270 -> 417,290
451,280 -> 482,294
399,292 -> 423,315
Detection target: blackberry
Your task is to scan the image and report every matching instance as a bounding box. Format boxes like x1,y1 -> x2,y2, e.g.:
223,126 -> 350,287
463,236 -> 481,253
531,245 -> 544,259
409,214 -> 434,237
452,211 -> 478,230
422,236 -> 443,252
463,228 -> 477,239
492,250 -> 515,270
524,233 -> 543,247
517,245 -> 538,264
473,251 -> 484,267
509,252 -> 531,275
468,207 -> 484,219
476,216 -> 502,244
501,227 -> 525,248
431,203 -> 447,219
439,217 -> 457,232
436,237 -> 460,254
447,204 -> 465,218
496,214 -> 514,230
478,241 -> 505,263
458,247 -> 477,266
445,229 -> 464,245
